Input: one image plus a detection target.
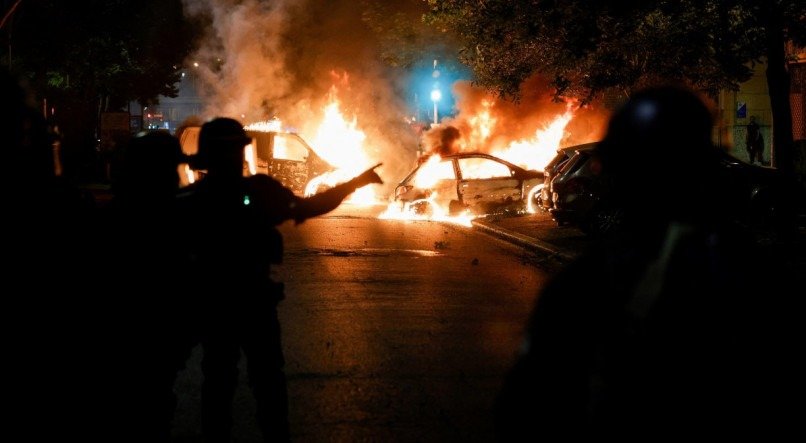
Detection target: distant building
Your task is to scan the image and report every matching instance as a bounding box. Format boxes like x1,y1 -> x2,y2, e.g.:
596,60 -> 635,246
714,43 -> 805,171
131,67 -> 204,134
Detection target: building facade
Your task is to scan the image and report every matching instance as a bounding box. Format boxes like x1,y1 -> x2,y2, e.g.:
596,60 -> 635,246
716,43 -> 806,174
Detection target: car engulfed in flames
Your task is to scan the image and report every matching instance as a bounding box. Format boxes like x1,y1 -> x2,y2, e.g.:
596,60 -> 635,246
390,152 -> 544,218
178,125 -> 336,196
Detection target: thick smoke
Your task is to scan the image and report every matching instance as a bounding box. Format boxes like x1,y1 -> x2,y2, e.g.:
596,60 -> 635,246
181,0 -> 420,196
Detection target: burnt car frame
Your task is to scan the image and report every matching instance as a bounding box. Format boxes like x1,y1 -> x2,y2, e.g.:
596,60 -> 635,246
394,152 -> 544,216
178,126 -> 334,195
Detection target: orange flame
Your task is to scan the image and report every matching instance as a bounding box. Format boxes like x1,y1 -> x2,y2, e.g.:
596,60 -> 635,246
381,100 -> 576,223
489,102 -> 576,172
466,99 -> 497,148
378,154 -> 477,225
244,118 -> 283,132
244,143 -> 257,175
379,196 -> 475,227
304,88 -> 378,204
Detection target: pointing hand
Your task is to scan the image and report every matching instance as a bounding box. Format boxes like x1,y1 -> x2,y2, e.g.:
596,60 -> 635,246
354,163 -> 384,187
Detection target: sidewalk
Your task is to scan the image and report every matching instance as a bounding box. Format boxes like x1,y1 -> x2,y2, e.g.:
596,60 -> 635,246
472,212 -> 586,262
475,210 -> 806,274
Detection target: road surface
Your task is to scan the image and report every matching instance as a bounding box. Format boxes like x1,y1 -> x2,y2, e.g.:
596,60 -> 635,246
172,205 -> 553,442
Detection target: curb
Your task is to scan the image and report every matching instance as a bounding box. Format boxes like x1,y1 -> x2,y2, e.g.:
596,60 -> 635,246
471,219 -> 578,262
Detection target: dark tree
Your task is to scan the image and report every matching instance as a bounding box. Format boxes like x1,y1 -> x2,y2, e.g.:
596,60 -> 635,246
2,0 -> 197,181
362,0 -> 458,71
425,0 -> 806,177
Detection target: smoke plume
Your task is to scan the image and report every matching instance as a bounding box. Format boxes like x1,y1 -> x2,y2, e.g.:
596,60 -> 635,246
429,76 -> 610,163
181,0 -> 420,195
181,0 -> 609,189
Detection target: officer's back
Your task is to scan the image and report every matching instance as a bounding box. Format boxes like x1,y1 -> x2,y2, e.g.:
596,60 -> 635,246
178,118 -> 292,297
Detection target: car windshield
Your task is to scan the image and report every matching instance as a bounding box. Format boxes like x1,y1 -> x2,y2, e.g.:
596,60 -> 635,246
558,152 -> 585,175
546,150 -> 574,173
272,133 -> 309,161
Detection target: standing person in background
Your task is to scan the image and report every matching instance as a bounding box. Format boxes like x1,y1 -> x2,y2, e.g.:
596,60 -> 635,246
746,115 -> 764,164
179,117 -> 382,442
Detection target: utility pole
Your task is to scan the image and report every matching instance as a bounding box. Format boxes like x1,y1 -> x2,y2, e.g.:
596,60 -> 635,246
431,59 -> 441,125
1,0 -> 23,67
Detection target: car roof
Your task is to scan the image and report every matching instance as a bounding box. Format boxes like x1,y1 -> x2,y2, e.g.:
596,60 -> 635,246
438,152 -> 532,171
440,151 -> 502,159
559,142 -> 598,152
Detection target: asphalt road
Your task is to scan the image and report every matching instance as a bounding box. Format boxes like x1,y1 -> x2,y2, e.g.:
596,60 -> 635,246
170,205 -> 553,442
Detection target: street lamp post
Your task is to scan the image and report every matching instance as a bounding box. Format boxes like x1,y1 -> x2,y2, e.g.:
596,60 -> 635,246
431,88 -> 441,125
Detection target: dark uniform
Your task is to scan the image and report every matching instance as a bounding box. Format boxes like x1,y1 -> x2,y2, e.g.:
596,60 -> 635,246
178,117 -> 382,442
495,87 -> 800,442
179,173 -> 294,441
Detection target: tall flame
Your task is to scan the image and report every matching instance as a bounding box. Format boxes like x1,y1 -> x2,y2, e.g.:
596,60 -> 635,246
244,90 -> 381,204
466,99 -> 497,149
304,88 -> 378,204
490,102 -> 575,172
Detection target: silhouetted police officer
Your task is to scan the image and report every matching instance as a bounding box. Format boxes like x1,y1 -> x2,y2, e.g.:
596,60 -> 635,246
178,117 -> 382,442
495,86 -> 800,441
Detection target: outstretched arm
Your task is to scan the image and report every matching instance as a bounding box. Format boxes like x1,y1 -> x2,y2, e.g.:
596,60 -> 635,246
292,164 -> 383,223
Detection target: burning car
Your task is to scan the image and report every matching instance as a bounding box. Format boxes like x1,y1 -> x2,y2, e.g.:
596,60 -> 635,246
393,152 -> 544,216
178,125 -> 335,195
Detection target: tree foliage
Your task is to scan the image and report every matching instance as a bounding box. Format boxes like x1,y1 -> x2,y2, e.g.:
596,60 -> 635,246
425,0 -> 806,102
361,0 -> 466,75
6,0 -> 196,108
2,0 -> 198,180
426,0 -> 805,178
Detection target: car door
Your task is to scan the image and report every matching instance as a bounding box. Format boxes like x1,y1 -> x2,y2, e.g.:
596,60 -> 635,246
407,156 -> 460,208
266,132 -> 312,195
456,156 -> 520,213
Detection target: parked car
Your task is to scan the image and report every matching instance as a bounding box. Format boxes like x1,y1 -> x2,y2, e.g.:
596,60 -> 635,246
394,152 -> 544,216
535,142 -> 597,213
544,142 -> 799,240
544,143 -> 615,234
178,126 -> 335,195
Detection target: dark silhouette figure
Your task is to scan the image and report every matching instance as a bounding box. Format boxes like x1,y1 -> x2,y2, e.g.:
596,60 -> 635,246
494,86 -> 800,441
103,130 -> 193,441
178,117 -> 382,442
746,115 -> 764,164
2,68 -> 102,439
